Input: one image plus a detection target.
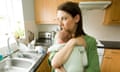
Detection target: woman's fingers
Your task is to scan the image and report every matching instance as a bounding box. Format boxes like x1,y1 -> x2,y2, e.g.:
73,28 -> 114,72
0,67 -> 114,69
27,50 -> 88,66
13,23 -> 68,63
75,36 -> 86,47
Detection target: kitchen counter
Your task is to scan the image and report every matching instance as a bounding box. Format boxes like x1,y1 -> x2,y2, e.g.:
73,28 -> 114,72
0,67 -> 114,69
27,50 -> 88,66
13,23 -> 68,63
97,41 -> 120,49
35,54 -> 51,72
0,50 -> 47,72
30,53 -> 46,72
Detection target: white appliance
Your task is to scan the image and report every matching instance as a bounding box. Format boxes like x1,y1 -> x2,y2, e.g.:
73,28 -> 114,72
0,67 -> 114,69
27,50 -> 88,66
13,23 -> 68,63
79,1 -> 111,10
97,48 -> 104,66
97,40 -> 104,66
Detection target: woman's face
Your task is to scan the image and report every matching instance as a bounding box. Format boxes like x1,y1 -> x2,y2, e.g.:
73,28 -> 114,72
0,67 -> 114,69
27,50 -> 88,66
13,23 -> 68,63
56,10 -> 78,33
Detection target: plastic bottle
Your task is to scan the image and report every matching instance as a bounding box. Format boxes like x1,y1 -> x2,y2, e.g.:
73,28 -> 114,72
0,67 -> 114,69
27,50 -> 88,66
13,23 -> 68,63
0,53 -> 3,61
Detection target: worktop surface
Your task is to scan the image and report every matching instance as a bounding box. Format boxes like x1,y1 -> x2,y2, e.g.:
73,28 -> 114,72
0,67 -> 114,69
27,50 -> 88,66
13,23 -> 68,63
97,41 -> 120,49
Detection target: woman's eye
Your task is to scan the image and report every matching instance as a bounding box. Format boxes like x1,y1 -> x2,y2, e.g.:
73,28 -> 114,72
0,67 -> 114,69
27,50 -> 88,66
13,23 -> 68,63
61,17 -> 67,20
57,17 -> 67,22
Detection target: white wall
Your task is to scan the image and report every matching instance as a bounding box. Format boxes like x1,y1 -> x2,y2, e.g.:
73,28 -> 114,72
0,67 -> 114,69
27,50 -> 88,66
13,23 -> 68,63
22,0 -> 120,41
82,10 -> 120,41
22,0 -> 38,39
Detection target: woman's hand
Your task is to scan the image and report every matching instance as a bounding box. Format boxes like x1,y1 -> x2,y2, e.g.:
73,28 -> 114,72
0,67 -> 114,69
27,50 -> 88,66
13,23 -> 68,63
55,66 -> 66,72
71,36 -> 86,47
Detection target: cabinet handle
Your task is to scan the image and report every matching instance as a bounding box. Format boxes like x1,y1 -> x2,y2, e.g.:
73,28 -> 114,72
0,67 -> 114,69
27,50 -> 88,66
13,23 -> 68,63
104,56 -> 112,59
112,19 -> 118,21
111,51 -> 120,54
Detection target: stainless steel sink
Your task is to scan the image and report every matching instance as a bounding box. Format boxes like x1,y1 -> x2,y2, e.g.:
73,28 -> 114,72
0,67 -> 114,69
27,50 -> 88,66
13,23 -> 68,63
0,50 -> 44,72
10,58 -> 32,68
1,67 -> 27,72
0,57 -> 33,72
19,53 -> 35,59
15,51 -> 42,61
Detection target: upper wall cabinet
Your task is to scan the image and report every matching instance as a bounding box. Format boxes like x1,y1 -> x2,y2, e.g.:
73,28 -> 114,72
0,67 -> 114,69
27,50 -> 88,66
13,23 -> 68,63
34,0 -> 84,24
34,0 -> 65,24
34,0 -> 104,24
104,0 -> 120,25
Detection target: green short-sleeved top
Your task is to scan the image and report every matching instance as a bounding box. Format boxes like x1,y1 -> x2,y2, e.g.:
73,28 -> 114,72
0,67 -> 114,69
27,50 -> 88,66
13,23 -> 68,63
84,35 -> 100,72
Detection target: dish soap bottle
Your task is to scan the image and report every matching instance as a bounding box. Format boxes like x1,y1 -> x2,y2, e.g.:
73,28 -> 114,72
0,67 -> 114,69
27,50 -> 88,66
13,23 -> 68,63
0,53 -> 3,61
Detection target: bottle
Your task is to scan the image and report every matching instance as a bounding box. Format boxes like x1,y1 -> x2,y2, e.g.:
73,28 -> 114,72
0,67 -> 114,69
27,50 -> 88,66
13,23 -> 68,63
0,53 -> 3,61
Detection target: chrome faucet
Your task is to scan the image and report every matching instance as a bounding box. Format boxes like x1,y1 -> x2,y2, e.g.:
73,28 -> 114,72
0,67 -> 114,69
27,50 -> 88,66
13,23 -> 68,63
7,37 -> 12,58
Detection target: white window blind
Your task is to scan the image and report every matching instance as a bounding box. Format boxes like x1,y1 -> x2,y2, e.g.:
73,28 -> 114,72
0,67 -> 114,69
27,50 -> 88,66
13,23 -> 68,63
0,0 -> 25,48
0,0 -> 24,36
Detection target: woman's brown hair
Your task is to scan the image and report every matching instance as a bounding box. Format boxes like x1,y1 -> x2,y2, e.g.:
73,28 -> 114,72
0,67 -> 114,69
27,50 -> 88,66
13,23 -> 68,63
57,1 -> 86,37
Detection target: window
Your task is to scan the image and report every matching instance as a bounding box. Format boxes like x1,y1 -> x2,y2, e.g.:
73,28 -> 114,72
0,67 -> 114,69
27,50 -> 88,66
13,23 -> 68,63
0,0 -> 25,48
0,0 -> 25,37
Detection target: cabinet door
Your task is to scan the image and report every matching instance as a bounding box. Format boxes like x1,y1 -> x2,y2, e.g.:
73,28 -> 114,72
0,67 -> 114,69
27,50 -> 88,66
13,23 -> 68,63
34,0 -> 65,24
101,49 -> 112,72
104,0 -> 120,25
36,54 -> 51,72
110,49 -> 120,72
101,49 -> 120,72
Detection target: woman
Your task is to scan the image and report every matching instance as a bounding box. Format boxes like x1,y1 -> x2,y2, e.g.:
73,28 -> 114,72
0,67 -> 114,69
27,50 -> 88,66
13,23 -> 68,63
49,1 -> 100,72
48,30 -> 87,72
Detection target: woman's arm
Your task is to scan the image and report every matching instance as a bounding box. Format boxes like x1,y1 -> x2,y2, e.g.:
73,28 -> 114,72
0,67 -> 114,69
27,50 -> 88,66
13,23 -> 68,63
51,36 -> 86,68
55,66 -> 66,72
51,38 -> 75,68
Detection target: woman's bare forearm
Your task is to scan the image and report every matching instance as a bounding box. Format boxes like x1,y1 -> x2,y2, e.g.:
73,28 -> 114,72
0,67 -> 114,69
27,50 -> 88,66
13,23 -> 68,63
51,39 -> 75,68
51,36 -> 86,68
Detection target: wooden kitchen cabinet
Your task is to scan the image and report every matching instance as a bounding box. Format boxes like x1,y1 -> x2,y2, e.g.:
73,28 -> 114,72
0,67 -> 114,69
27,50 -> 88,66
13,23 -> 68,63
36,54 -> 51,72
34,0 -> 106,24
34,0 -> 85,24
101,49 -> 120,72
104,0 -> 120,25
34,0 -> 65,24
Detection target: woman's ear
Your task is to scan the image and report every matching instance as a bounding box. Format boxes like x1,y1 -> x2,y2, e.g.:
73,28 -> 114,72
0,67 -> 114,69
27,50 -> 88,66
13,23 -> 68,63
74,14 -> 80,23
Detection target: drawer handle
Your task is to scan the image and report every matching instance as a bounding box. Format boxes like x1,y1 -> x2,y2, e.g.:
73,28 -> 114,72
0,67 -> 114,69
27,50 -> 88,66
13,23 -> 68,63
104,56 -> 112,59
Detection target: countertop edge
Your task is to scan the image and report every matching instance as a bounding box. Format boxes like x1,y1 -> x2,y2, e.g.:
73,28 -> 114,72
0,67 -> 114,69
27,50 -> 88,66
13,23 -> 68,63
97,41 -> 120,49
30,53 -> 46,72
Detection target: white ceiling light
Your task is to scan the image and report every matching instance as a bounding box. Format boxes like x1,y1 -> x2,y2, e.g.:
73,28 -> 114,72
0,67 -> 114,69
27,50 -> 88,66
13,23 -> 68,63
79,1 -> 112,10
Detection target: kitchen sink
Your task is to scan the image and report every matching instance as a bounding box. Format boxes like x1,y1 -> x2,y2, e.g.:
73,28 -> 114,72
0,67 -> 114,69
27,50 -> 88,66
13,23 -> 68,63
0,50 -> 44,72
15,51 -> 42,61
19,53 -> 35,59
10,58 -> 32,68
16,52 -> 36,60
0,57 -> 33,72
1,67 -> 27,72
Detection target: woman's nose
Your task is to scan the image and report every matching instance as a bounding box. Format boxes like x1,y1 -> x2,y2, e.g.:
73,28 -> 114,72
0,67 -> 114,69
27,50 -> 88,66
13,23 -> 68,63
57,21 -> 63,27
